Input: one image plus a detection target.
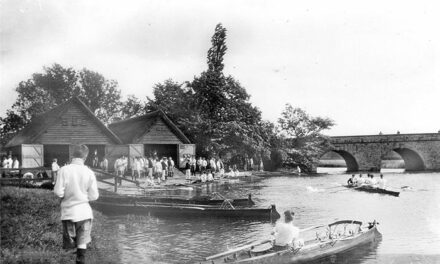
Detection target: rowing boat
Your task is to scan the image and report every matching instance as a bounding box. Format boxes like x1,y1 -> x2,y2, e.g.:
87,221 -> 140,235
345,185 -> 400,196
91,200 -> 280,220
97,192 -> 255,207
200,220 -> 380,263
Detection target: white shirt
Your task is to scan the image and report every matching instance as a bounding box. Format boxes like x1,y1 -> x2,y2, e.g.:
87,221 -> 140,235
155,161 -> 162,172
53,158 -> 99,221
201,173 -> 207,182
377,178 -> 387,188
210,159 -> 216,170
12,160 -> 19,169
52,162 -> 60,172
5,158 -> 12,168
273,222 -> 300,246
133,159 -> 141,170
207,173 -> 214,181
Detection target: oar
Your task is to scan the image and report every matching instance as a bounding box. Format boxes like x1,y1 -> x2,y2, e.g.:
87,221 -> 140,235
329,188 -> 351,194
323,185 -> 345,190
300,224 -> 325,232
205,239 -> 272,260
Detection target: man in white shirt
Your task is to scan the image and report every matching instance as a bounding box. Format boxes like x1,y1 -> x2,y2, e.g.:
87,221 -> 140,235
5,155 -> 13,168
272,210 -> 300,250
101,156 -> 108,172
377,174 -> 387,189
154,158 -> 163,184
53,144 -> 99,264
357,174 -> 365,186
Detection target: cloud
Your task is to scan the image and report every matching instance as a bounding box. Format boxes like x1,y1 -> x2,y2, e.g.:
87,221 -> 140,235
1,0 -> 440,135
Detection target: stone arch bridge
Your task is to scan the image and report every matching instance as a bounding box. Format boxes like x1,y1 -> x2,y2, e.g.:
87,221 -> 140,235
319,133 -> 440,172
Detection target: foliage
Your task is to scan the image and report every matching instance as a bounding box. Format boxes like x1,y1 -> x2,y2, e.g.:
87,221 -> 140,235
115,94 -> 147,121
0,187 -> 119,263
0,110 -> 28,147
0,64 -> 142,145
277,103 -> 335,172
148,24 -> 274,160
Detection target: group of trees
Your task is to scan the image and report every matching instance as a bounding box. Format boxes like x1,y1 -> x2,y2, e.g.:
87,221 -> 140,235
0,64 -> 145,145
0,23 -> 334,172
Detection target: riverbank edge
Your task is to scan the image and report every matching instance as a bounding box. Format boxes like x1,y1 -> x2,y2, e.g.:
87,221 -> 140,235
0,186 -> 119,264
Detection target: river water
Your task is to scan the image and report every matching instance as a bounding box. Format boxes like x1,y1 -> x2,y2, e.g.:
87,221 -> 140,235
99,170 -> 440,264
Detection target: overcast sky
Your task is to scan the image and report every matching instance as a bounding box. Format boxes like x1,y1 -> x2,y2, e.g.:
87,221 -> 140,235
1,0 -> 439,136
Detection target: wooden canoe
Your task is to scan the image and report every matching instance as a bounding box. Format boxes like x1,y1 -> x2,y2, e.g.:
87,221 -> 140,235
200,220 -> 381,264
91,201 -> 280,221
345,185 -> 400,197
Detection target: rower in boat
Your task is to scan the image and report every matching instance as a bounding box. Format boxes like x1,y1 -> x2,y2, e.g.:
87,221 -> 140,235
376,174 -> 386,189
271,210 -> 303,251
347,175 -> 355,186
364,174 -> 372,185
370,174 -> 377,186
356,174 -> 365,186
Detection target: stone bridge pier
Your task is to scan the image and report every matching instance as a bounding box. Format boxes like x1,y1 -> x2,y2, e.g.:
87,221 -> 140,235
315,133 -> 440,172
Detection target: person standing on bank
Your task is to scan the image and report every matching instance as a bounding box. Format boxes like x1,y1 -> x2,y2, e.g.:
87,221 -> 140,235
51,158 -> 60,184
53,144 -> 99,264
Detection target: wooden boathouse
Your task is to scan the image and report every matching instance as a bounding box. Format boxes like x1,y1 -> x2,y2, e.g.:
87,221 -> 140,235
4,97 -> 123,167
108,111 -> 195,168
4,97 -> 195,170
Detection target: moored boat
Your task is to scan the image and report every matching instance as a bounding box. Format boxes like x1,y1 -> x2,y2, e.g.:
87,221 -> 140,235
200,220 -> 380,264
345,185 -> 400,196
97,192 -> 255,207
91,200 -> 280,220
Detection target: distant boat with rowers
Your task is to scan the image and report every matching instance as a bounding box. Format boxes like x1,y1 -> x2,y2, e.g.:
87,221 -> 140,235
344,185 -> 400,197
200,220 -> 381,264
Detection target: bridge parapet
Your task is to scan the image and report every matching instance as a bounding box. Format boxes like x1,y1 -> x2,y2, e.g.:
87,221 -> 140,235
331,133 -> 440,144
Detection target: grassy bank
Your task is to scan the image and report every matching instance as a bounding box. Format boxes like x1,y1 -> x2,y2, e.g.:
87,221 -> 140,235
1,187 -> 118,264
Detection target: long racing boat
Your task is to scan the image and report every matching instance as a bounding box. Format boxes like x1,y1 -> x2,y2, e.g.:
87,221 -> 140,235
200,220 -> 380,264
344,185 -> 400,197
91,200 -> 280,221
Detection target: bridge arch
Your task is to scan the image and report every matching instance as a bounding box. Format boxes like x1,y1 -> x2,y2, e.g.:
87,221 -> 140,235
320,150 -> 359,172
392,148 -> 425,171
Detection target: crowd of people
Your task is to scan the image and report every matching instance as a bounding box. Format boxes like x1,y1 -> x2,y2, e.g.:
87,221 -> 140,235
1,155 -> 19,169
1,155 -> 20,176
182,156 -> 246,183
347,173 -> 387,188
113,155 -> 175,186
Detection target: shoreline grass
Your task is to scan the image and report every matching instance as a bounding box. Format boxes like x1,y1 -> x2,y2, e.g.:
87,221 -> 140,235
1,187 -> 119,264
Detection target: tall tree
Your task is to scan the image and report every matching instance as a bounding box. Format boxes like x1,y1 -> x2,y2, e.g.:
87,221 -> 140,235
115,95 -> 147,121
277,104 -> 335,172
149,24 -> 273,160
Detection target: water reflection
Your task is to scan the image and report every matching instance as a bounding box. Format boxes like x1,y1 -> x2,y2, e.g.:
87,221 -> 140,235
99,172 -> 440,263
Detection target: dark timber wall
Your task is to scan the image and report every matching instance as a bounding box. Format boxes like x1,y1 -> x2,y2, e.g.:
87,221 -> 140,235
138,119 -> 183,144
35,105 -> 114,145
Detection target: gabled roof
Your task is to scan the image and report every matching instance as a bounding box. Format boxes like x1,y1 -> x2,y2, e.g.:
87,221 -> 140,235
108,110 -> 191,144
5,97 -> 122,147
